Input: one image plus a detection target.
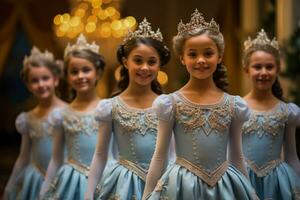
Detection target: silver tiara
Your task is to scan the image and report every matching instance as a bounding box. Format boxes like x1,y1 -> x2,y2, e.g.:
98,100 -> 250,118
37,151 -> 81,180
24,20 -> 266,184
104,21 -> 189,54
177,9 -> 220,36
23,46 -> 55,66
123,18 -> 163,43
244,29 -> 279,51
64,34 -> 100,57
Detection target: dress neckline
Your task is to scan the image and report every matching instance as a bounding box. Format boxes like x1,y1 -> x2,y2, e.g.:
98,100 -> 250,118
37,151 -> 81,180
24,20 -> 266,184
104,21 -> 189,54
116,96 -> 153,112
175,91 -> 227,108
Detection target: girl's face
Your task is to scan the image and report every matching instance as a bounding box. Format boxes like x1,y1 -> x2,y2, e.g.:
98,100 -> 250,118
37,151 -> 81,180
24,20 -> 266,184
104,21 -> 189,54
26,66 -> 58,100
67,56 -> 98,94
123,43 -> 160,87
181,34 -> 222,80
245,50 -> 279,91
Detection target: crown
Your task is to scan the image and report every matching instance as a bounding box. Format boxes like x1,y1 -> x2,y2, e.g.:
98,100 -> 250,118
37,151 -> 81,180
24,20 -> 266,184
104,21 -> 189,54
177,9 -> 220,36
64,34 -> 100,57
244,29 -> 279,51
23,46 -> 55,66
123,18 -> 163,43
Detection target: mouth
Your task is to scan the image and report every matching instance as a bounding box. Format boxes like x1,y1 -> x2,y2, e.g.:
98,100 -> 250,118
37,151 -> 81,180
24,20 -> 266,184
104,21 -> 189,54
137,73 -> 152,79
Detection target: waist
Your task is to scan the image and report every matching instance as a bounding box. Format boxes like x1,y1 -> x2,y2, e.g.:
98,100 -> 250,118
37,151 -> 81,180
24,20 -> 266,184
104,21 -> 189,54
118,158 -> 148,181
246,158 -> 282,177
67,158 -> 90,177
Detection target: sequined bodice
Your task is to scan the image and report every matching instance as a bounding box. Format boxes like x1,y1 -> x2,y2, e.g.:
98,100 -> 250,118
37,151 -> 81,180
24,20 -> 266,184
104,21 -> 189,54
173,93 -> 234,172
111,97 -> 157,169
26,113 -> 54,171
242,102 -> 288,172
61,108 -> 98,167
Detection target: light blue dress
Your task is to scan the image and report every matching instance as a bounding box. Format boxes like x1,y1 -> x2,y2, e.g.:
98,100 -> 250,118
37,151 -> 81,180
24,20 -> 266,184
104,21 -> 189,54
242,102 -> 300,200
43,106 -> 113,200
94,96 -> 159,200
9,111 -> 57,200
148,92 -> 258,200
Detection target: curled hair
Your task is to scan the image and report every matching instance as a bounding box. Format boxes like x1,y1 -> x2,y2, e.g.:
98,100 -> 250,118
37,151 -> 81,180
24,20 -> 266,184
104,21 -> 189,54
21,55 -> 63,83
173,28 -> 228,91
113,37 -> 171,96
242,44 -> 283,100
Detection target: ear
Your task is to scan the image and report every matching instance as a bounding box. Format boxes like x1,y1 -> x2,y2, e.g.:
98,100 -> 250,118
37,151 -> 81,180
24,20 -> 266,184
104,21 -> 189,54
122,57 -> 128,69
180,55 -> 185,66
54,76 -> 59,87
217,55 -> 223,64
243,66 -> 249,74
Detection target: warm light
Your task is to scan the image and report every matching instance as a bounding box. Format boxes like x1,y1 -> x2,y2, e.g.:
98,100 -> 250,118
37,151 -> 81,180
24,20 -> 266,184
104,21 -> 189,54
126,16 -> 136,27
157,71 -> 168,85
75,8 -> 86,18
60,23 -> 70,32
110,10 -> 120,20
67,29 -> 78,39
111,20 -> 122,31
103,0 -> 112,4
56,28 -> 65,37
70,16 -> 81,27
54,15 -> 62,25
62,13 -> 70,23
87,15 -> 98,23
91,0 -> 101,8
106,7 -> 116,16
98,10 -> 108,20
85,22 -> 96,33
78,2 -> 89,10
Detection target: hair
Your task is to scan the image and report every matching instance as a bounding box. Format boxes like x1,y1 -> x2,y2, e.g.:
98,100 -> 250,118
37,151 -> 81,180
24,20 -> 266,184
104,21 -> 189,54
64,49 -> 106,100
21,56 -> 63,83
242,44 -> 283,100
173,28 -> 228,91
113,37 -> 171,96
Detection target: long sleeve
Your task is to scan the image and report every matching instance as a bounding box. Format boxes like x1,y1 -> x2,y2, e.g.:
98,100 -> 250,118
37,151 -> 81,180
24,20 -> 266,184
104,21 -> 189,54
85,99 -> 113,200
4,133 -> 31,199
228,96 -> 249,177
39,109 -> 65,197
288,103 -> 300,127
284,124 -> 300,177
142,95 -> 175,199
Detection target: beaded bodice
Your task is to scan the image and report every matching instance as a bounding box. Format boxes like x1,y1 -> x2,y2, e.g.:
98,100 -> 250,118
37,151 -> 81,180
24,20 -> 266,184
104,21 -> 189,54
172,92 -> 234,172
242,102 -> 289,176
111,97 -> 158,170
60,107 -> 98,168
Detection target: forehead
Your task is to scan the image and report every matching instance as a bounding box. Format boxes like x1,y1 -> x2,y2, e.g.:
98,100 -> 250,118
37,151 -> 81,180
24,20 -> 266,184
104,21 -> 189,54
68,56 -> 94,68
28,66 -> 53,76
184,34 -> 218,50
249,50 -> 276,62
129,44 -> 159,57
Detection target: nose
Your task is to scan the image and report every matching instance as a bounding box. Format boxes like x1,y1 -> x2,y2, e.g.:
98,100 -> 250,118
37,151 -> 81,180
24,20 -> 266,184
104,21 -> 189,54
197,56 -> 205,64
77,71 -> 85,78
140,63 -> 149,71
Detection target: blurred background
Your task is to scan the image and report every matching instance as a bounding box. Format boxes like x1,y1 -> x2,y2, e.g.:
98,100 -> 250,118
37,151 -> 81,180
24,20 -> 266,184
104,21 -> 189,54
1,0 -> 300,195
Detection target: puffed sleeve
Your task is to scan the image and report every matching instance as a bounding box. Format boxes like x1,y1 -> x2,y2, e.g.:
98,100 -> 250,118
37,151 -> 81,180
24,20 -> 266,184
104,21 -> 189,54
232,95 -> 250,122
15,112 -> 28,135
288,103 -> 300,126
95,99 -> 112,122
48,107 -> 64,129
152,94 -> 175,122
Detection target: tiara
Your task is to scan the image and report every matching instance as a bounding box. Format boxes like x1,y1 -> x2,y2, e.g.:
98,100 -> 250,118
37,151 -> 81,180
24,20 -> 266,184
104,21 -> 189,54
123,18 -> 163,43
244,29 -> 279,51
64,34 -> 100,57
23,46 -> 55,66
177,9 -> 220,36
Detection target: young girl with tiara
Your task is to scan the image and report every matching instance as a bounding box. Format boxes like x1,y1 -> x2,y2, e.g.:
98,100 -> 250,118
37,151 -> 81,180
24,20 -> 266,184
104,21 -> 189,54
3,47 -> 66,200
84,18 -> 171,200
39,34 -> 107,200
242,29 -> 300,200
142,9 -> 258,200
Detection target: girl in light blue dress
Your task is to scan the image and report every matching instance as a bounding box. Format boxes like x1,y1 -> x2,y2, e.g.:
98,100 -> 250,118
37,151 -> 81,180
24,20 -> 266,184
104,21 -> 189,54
3,47 -> 66,200
242,29 -> 300,200
39,34 -> 108,200
142,9 -> 258,200
85,18 -> 171,200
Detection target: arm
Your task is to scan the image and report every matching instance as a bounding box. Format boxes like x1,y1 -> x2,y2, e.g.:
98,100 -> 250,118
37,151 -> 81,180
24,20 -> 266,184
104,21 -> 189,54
284,125 -> 300,177
39,128 -> 65,197
142,119 -> 173,199
228,119 -> 248,177
3,134 -> 31,199
84,121 -> 112,200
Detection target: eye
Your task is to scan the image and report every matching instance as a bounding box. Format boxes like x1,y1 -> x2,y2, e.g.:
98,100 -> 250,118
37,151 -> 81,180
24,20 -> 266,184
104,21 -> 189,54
69,68 -> 78,75
148,58 -> 158,66
204,50 -> 214,57
42,75 -> 50,81
266,64 -> 275,70
252,64 -> 262,70
133,57 -> 143,64
29,78 -> 39,84
82,66 -> 92,73
187,51 -> 197,58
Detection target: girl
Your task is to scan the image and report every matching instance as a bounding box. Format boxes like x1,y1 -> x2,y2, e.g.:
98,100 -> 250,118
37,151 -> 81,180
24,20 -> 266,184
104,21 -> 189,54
242,29 -> 300,200
3,47 -> 66,200
39,34 -> 106,200
85,18 -> 171,200
142,9 -> 258,199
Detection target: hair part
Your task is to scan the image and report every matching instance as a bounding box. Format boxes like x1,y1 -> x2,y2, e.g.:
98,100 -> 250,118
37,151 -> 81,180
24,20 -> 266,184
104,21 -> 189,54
113,37 -> 171,96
